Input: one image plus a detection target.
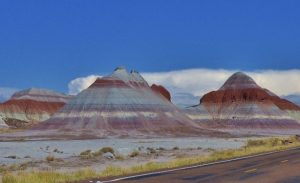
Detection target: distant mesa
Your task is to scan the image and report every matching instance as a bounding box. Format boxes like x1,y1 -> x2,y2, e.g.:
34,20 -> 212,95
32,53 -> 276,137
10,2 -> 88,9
35,67 -> 222,138
172,92 -> 200,108
10,88 -> 71,103
283,94 -> 300,106
186,72 -> 300,135
0,88 -> 72,128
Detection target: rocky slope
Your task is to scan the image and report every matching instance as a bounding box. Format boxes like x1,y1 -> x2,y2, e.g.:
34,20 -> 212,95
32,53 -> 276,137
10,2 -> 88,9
0,88 -> 71,128
185,72 -> 300,135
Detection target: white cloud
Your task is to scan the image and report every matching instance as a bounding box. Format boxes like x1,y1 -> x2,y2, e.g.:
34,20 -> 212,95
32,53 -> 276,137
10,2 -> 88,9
0,87 -> 19,102
143,69 -> 300,97
67,69 -> 300,98
68,75 -> 102,95
142,69 -> 235,97
247,70 -> 300,96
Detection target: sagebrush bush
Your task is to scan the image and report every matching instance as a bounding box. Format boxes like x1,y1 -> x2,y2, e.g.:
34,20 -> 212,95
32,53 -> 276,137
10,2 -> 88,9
246,139 -> 267,147
100,147 -> 115,154
129,150 -> 139,158
147,147 -> 156,154
80,150 -> 92,156
46,155 -> 55,162
173,146 -> 179,150
115,154 -> 125,160
157,147 -> 165,151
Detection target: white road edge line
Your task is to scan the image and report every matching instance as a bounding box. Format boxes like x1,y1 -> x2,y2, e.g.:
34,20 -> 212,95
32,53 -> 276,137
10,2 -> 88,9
101,147 -> 300,183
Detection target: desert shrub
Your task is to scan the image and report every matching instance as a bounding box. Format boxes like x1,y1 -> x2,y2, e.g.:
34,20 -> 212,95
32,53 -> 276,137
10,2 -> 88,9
91,147 -> 115,157
53,148 -> 63,154
100,147 -> 115,154
157,147 -> 165,151
46,155 -> 55,162
290,135 -> 300,142
80,148 -> 115,159
206,148 -> 215,152
0,165 -> 7,173
0,163 -> 29,174
269,138 -> 283,146
147,147 -> 156,154
246,139 -> 267,147
115,154 -> 125,161
246,138 -> 287,148
129,150 -> 139,158
80,150 -> 92,156
173,146 -> 179,150
5,155 -> 17,159
92,150 -> 102,157
79,150 -> 94,159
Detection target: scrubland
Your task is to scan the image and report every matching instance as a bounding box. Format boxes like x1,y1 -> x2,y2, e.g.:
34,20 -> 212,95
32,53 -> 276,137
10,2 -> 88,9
1,136 -> 300,183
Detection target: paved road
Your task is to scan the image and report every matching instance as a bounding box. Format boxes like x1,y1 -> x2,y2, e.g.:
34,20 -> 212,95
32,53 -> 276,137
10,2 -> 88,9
79,148 -> 300,183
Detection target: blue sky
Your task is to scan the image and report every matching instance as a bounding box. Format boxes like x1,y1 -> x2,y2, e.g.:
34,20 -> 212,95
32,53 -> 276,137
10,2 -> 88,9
0,0 -> 300,94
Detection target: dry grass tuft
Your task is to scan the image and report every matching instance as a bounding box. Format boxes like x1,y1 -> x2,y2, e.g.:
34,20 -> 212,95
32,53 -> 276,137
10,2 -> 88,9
46,155 -> 55,162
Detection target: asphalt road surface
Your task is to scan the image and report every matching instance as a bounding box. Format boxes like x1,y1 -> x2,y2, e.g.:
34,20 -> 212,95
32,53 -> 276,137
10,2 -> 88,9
79,147 -> 300,183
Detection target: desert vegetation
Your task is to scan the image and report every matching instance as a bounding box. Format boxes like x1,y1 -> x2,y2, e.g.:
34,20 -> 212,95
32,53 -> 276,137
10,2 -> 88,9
2,136 -> 300,183
129,150 -> 140,158
46,155 -> 55,162
79,147 -> 115,159
0,163 -> 28,174
146,147 -> 157,154
2,168 -> 97,183
173,146 -> 179,150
